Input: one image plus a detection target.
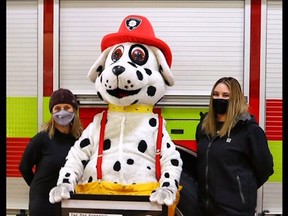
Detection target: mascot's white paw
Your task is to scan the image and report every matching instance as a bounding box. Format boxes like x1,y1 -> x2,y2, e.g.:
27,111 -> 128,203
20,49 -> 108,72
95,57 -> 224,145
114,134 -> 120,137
149,187 -> 176,206
49,183 -> 72,204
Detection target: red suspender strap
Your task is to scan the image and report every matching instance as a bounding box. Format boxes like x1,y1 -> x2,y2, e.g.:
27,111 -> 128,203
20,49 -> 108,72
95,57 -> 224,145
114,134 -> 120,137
97,110 -> 107,180
156,114 -> 163,181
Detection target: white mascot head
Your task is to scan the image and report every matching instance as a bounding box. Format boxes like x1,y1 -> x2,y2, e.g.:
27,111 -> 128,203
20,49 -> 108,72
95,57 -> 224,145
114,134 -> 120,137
87,15 -> 174,107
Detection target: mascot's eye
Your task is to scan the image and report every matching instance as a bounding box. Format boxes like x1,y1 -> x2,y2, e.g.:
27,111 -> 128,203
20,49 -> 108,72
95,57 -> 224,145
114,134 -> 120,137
111,45 -> 124,62
129,44 -> 148,66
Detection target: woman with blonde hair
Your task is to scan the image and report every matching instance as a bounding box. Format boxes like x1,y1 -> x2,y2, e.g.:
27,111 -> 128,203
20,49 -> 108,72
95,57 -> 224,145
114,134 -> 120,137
196,77 -> 274,216
19,88 -> 83,216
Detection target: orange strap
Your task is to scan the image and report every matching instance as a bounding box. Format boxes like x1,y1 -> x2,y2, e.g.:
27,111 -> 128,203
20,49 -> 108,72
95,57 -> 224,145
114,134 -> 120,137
97,111 -> 163,181
97,110 -> 107,180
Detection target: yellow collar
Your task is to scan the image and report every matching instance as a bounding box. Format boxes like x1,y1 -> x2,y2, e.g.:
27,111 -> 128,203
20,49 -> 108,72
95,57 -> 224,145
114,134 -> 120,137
108,104 -> 153,113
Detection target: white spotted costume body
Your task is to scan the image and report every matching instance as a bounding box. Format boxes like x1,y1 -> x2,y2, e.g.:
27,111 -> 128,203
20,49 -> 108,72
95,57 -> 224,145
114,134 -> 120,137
49,15 -> 183,207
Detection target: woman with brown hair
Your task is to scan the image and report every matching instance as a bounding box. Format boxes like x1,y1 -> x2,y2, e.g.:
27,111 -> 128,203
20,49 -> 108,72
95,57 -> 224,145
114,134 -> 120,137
196,77 -> 274,216
19,88 -> 83,216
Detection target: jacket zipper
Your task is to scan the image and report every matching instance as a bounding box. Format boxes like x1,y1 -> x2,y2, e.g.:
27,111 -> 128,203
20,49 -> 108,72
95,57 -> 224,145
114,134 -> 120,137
236,175 -> 245,204
205,136 -> 216,208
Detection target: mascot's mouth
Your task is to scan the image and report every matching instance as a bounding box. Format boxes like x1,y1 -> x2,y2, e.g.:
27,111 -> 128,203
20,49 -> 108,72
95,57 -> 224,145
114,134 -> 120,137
107,88 -> 141,99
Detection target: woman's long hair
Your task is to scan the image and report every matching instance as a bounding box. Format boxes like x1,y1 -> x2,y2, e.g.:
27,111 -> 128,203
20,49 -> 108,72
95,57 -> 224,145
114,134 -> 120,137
41,108 -> 83,139
202,77 -> 248,137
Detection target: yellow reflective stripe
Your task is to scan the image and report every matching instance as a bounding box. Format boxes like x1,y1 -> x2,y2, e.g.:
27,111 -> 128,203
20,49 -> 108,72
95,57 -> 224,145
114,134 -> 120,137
268,141 -> 282,182
7,97 -> 38,137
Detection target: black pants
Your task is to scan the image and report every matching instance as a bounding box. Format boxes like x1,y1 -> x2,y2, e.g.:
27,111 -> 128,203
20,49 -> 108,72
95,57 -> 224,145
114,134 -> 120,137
29,192 -> 61,216
199,197 -> 255,216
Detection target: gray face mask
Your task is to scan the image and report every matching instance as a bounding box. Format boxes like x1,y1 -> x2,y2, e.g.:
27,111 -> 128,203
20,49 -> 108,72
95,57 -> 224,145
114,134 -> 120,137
52,110 -> 75,126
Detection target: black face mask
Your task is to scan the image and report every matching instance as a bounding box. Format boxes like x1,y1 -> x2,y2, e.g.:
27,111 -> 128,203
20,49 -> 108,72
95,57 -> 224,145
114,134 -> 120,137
212,99 -> 229,114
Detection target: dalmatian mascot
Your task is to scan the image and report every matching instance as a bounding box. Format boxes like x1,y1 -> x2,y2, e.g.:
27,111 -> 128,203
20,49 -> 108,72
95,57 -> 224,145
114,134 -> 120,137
49,15 -> 183,214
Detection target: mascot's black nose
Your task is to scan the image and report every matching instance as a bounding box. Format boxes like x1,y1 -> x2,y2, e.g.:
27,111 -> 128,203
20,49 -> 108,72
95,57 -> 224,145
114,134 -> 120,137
112,65 -> 125,76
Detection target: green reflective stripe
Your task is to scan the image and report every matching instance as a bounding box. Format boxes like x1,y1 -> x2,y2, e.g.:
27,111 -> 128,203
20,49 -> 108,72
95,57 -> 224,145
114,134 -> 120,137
267,141 -> 282,182
7,97 -> 38,137
161,107 -> 208,119
165,120 -> 199,140
43,96 -> 51,122
162,107 -> 208,140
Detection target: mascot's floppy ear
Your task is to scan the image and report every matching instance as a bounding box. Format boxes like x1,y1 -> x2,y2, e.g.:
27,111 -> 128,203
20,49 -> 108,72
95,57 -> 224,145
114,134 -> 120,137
87,47 -> 112,83
150,46 -> 175,86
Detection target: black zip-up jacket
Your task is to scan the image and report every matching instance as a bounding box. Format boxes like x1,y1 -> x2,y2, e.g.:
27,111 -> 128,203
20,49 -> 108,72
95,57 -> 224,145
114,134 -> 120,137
196,112 -> 274,216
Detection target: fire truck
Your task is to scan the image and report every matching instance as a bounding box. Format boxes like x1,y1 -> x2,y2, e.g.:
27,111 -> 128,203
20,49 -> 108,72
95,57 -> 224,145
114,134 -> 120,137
7,0 -> 282,215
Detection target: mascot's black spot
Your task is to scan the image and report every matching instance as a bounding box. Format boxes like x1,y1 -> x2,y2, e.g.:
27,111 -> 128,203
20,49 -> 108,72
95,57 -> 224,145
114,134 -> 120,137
63,179 -> 70,184
88,176 -> 93,183
113,161 -> 121,172
175,179 -> 179,188
149,118 -> 157,127
131,100 -> 138,105
164,172 -> 170,178
167,142 -> 171,148
100,76 -> 103,83
145,68 -> 152,76
162,182 -> 170,187
147,86 -> 156,97
171,159 -> 179,166
80,138 -> 90,148
138,140 -> 147,153
97,65 -> 103,73
125,81 -> 134,89
104,139 -> 111,150
65,173 -> 70,177
127,159 -> 134,165
132,183 -> 136,185
147,166 -> 151,170
152,190 -> 156,193
165,80 -> 170,86
97,92 -> 103,101
81,160 -> 88,168
136,70 -> 143,80
159,65 -> 163,73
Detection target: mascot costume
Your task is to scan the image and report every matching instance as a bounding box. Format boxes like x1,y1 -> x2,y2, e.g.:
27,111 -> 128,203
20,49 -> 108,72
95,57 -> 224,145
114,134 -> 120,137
49,15 -> 183,215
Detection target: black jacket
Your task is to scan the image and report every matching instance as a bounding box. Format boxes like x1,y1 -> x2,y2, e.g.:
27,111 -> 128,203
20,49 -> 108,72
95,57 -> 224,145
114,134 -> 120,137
196,112 -> 274,216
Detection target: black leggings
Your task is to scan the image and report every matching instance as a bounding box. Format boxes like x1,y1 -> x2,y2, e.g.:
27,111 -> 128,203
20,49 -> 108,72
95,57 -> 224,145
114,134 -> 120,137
29,192 -> 61,216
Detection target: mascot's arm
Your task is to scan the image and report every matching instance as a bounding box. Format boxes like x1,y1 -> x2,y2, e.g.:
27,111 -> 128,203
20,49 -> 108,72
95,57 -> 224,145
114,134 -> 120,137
149,124 -> 183,206
49,114 -> 102,203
